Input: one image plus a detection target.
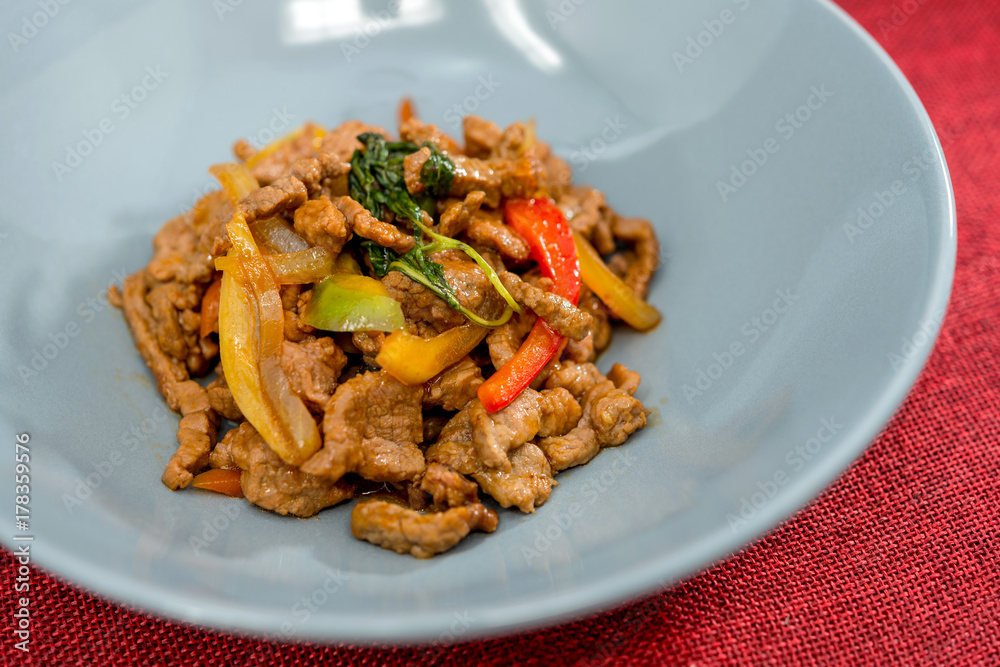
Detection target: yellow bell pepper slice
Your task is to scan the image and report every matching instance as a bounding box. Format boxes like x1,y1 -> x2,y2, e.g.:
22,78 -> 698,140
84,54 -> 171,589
573,230 -> 661,332
377,323 -> 488,386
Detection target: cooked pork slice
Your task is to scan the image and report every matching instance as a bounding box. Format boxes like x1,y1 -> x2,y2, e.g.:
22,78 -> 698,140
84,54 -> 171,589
419,462 -> 481,510
423,357 -> 484,411
473,443 -> 555,513
538,372 -> 648,472
463,115 -> 503,158
292,196 -> 351,256
351,499 -> 498,559
612,215 -> 660,300
470,391 -> 542,472
331,195 -> 416,254
301,370 -> 425,483
543,361 -> 607,401
161,380 -> 220,490
237,176 -> 307,224
280,337 -> 347,413
426,399 -> 558,512
227,422 -> 353,517
498,271 -> 591,341
438,191 -> 485,238
399,117 -> 463,155
244,121 -> 324,186
463,210 -> 530,261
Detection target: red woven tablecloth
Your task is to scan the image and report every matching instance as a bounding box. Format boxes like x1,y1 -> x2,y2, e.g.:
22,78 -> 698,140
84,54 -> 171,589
4,1 -> 998,664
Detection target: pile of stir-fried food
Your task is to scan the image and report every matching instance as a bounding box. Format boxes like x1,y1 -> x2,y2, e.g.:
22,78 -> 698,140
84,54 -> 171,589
113,101 -> 662,558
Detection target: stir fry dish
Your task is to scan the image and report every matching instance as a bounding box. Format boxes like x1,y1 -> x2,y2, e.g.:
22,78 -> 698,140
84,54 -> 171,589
113,101 -> 662,558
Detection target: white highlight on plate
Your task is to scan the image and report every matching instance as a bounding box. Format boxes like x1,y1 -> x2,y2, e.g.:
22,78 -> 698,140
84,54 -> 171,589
484,0 -> 563,73
282,0 -> 444,44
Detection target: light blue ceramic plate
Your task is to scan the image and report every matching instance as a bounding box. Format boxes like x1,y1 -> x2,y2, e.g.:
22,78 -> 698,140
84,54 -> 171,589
0,0 -> 954,643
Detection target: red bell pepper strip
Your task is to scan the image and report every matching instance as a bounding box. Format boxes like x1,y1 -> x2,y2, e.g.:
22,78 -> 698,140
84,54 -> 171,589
477,198 -> 580,412
191,468 -> 244,498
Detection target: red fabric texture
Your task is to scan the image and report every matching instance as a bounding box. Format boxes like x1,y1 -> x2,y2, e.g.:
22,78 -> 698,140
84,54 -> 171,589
4,1 -> 998,664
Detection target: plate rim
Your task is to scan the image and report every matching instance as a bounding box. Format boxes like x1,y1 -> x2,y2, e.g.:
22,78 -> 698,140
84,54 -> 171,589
4,0 -> 957,643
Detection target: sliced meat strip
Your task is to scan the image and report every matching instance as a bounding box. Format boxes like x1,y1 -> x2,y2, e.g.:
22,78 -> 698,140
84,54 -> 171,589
613,215 -> 659,300
560,186 -> 615,255
399,117 -> 463,155
383,271 -> 465,336
403,146 -> 431,195
227,422 -> 354,517
319,120 -> 387,163
537,387 -> 582,437
247,121 -> 324,186
331,195 -> 416,254
351,499 -> 498,559
355,437 -> 426,482
564,332 -> 595,364
486,309 -> 537,371
301,370 -> 424,483
473,443 -> 555,513
121,272 -> 190,399
281,337 -> 347,413
292,196 -> 351,257
351,330 -> 384,367
426,399 -> 557,513
383,252 -> 506,335
289,153 -> 351,198
419,462 -> 481,509
206,367 -> 243,421
538,370 -> 648,472
233,138 -> 256,163
606,363 -> 641,396
470,390 -> 542,472
238,176 -> 308,224
148,215 -> 215,286
544,154 -> 572,199
543,361 -> 606,401
449,156 -> 503,207
463,116 -> 503,158
423,357 -> 483,411
162,380 -> 219,490
576,284 -> 612,353
499,271 -> 591,341
438,191 -> 485,238
464,211 -> 530,261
